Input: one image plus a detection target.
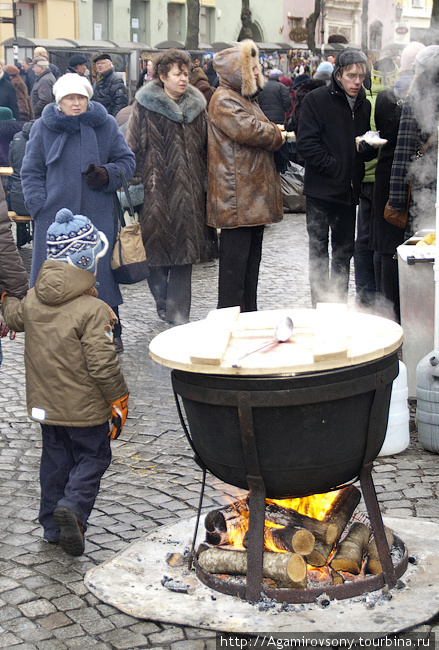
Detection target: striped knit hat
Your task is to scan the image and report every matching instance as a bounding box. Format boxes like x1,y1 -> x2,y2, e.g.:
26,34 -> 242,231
46,208 -> 108,274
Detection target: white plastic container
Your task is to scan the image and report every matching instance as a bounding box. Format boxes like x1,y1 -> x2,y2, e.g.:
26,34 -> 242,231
378,361 -> 410,457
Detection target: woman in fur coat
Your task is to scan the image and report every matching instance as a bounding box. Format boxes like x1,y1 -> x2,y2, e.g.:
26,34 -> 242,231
21,73 -> 135,352
4,65 -> 33,122
207,40 -> 285,312
127,49 -> 217,325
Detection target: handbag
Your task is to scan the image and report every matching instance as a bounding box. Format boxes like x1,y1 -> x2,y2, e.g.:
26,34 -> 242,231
383,133 -> 436,229
111,172 -> 149,285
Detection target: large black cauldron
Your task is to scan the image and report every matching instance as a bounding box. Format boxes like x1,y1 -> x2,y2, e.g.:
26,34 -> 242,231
172,352 -> 399,499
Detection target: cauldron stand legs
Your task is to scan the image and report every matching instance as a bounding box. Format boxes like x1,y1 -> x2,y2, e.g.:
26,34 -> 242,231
360,462 -> 397,588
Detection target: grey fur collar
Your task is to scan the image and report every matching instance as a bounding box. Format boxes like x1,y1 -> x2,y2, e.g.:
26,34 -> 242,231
135,81 -> 206,123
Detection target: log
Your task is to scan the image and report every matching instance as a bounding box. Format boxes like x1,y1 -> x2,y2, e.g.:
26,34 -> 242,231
330,523 -> 371,574
197,548 -> 307,588
366,527 -> 394,575
331,568 -> 344,585
204,499 -> 248,533
267,526 -> 315,556
322,486 -> 361,541
243,526 -> 315,555
265,503 -> 338,545
306,539 -> 334,568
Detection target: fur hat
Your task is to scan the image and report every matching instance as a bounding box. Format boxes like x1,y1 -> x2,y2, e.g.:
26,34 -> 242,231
4,64 -> 19,77
400,41 -> 425,72
69,54 -> 87,68
32,56 -> 49,67
34,46 -> 49,59
316,61 -> 333,74
213,39 -> 264,98
414,45 -> 439,75
46,208 -> 108,275
53,73 -> 93,103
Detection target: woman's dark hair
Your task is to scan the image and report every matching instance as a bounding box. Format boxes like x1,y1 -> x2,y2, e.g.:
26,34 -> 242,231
153,48 -> 192,86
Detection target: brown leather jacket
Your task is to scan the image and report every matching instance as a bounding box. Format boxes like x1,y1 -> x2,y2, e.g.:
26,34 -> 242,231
207,40 -> 284,229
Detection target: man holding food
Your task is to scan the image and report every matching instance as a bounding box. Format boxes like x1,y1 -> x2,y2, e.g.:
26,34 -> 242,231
296,49 -> 378,307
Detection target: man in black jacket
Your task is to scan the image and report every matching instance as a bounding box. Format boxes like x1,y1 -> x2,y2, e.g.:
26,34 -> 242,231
92,53 -> 128,118
258,68 -> 292,173
296,49 -> 377,307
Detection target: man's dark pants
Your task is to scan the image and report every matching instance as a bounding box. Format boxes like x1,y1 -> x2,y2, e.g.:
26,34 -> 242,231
39,422 -> 111,541
306,196 -> 356,307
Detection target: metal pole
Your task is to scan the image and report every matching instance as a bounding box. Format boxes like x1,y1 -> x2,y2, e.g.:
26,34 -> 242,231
12,1 -> 19,66
432,121 -> 439,363
321,0 -> 325,61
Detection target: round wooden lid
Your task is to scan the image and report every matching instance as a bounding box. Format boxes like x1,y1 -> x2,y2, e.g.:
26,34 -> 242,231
149,307 -> 403,376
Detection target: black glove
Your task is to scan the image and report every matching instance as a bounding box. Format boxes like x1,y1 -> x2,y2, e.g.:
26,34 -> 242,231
357,140 -> 378,161
85,164 -> 109,190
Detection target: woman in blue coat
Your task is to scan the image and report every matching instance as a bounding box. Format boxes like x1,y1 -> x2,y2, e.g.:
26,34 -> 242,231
21,74 -> 135,352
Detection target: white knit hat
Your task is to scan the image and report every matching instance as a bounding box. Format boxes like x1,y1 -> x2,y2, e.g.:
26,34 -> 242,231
53,73 -> 93,104
414,45 -> 439,75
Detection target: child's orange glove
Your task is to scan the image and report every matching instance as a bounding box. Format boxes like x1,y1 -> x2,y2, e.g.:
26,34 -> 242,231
109,393 -> 129,439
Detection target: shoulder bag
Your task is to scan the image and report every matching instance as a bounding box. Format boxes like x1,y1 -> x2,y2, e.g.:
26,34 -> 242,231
111,171 -> 149,284
383,133 -> 436,229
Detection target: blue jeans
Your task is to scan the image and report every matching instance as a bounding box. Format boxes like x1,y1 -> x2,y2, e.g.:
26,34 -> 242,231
306,196 -> 356,307
39,422 -> 111,541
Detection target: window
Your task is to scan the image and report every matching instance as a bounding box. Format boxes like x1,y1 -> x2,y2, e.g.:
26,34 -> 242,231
411,0 -> 424,8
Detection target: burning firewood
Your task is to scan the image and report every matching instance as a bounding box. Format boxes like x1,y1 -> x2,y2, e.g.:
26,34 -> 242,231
242,525 -> 315,555
205,499 -> 248,533
366,527 -> 394,575
331,568 -> 344,585
264,526 -> 315,556
197,547 -> 307,588
330,522 -> 371,575
264,503 -> 338,546
321,486 -> 361,539
306,539 -> 334,567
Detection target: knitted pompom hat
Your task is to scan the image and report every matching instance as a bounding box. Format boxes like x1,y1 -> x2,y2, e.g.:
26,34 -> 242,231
46,208 -> 108,274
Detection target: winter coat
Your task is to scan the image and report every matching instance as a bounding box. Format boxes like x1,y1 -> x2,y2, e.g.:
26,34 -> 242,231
2,261 -> 128,426
0,120 -> 24,166
126,81 -> 217,267
9,120 -> 35,216
20,101 -> 135,306
369,87 -> 405,254
92,69 -> 128,118
0,75 -> 20,120
190,67 -> 214,106
0,183 -> 28,300
30,69 -> 55,119
5,66 -> 33,121
207,41 -> 284,229
296,76 -> 372,206
21,67 -> 35,95
257,78 -> 292,124
388,70 -> 439,231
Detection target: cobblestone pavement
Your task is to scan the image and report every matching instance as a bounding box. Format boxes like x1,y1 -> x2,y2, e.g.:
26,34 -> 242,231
1,213 -> 438,649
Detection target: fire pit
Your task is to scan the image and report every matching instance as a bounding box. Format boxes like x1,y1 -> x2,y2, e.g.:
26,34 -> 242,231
149,307 -> 406,603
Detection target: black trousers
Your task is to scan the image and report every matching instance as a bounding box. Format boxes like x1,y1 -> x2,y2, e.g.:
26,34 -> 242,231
147,264 -> 192,325
354,182 -> 376,307
306,196 -> 356,307
217,225 -> 264,312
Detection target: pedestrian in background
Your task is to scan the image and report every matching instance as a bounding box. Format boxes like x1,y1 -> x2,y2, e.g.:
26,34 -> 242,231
30,57 -> 55,119
92,53 -> 128,118
1,208 -> 128,556
127,48 -> 217,325
4,64 -> 33,121
207,40 -> 285,312
0,60 -> 20,120
0,183 -> 28,367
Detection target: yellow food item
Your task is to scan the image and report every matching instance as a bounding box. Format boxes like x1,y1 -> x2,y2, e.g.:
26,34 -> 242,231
416,233 -> 435,246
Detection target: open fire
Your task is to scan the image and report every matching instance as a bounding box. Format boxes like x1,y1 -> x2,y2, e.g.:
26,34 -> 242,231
197,486 -> 400,592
